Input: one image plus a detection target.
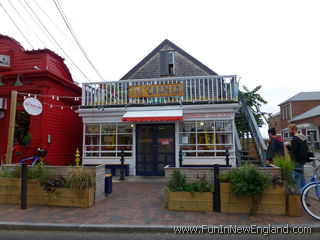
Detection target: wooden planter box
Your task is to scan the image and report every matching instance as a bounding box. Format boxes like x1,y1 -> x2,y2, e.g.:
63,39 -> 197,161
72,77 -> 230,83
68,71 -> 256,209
287,194 -> 301,217
168,192 -> 213,211
0,177 -> 94,208
220,183 -> 286,215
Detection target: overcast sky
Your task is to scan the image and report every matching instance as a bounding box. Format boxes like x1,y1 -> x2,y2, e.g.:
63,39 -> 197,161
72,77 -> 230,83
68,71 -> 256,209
1,0 -> 320,135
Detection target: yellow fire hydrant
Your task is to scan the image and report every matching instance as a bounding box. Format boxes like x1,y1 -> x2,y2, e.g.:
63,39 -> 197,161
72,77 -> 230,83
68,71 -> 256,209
75,148 -> 80,167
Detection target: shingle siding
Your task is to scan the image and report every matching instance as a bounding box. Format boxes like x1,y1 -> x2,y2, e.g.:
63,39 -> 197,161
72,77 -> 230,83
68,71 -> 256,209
125,45 -> 212,80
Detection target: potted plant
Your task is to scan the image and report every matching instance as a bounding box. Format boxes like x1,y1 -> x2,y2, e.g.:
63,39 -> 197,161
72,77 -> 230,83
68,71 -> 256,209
166,170 -> 214,211
273,155 -> 301,217
220,164 -> 286,216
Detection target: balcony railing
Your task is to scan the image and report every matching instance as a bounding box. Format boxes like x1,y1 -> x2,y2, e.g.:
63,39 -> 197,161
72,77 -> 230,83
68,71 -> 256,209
81,75 -> 239,107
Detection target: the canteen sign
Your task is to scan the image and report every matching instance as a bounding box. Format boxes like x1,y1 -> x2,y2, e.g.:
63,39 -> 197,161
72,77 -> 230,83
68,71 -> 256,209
23,98 -> 43,116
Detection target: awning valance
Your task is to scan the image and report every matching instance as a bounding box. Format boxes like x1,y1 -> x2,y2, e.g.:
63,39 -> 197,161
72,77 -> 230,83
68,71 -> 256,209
122,110 -> 183,122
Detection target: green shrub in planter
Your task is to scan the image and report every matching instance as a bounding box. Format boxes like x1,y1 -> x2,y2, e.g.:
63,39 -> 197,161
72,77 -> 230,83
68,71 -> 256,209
226,164 -> 272,215
66,168 -> 95,191
273,156 -> 300,194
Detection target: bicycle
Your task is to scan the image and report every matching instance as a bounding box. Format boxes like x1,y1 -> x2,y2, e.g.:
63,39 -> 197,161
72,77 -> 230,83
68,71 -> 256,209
19,148 -> 48,165
301,157 -> 320,220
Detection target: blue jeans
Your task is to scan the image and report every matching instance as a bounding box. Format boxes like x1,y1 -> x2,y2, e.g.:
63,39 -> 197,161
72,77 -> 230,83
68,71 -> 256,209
293,169 -> 306,190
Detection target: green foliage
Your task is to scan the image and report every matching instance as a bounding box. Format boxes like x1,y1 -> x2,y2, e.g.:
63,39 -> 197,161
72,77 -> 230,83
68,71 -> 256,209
238,85 -> 272,127
42,175 -> 67,193
273,155 -> 300,195
218,173 -> 230,183
225,164 -> 272,215
166,170 -> 213,196
66,168 -> 95,191
166,170 -> 187,192
12,165 -> 22,178
185,176 -> 213,196
227,164 -> 272,197
0,168 -> 12,178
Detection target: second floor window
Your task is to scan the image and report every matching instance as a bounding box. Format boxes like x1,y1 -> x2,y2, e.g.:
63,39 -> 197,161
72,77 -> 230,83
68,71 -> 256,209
281,103 -> 291,120
160,51 -> 175,76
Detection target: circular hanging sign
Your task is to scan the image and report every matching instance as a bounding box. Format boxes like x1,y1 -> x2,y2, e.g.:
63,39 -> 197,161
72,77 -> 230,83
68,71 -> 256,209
23,98 -> 43,116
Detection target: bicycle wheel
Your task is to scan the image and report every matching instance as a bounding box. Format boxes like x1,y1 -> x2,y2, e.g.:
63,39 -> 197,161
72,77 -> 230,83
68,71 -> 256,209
301,182 -> 320,220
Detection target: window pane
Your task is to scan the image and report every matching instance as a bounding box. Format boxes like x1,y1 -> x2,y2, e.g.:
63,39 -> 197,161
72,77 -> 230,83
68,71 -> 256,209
198,133 -> 214,144
180,133 -> 196,144
180,121 -> 196,132
197,121 -> 214,132
215,121 -> 232,132
85,124 -> 100,134
216,133 -> 232,144
168,52 -> 174,64
118,123 -> 133,133
101,146 -> 116,151
85,135 -> 99,145
118,134 -> 133,145
101,123 -> 116,133
101,135 -> 116,145
101,152 -> 116,157
198,145 -> 215,151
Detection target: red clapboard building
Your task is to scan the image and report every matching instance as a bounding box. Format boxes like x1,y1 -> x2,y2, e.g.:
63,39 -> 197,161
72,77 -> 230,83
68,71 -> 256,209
0,35 -> 82,165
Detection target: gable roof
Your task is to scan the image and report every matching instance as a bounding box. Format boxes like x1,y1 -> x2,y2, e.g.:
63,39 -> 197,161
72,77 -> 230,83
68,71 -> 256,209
279,92 -> 320,106
120,39 -> 218,80
289,105 -> 320,122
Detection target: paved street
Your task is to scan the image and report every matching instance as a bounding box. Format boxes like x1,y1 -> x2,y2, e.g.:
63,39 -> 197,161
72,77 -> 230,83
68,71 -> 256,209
0,230 -> 319,240
0,181 -> 319,226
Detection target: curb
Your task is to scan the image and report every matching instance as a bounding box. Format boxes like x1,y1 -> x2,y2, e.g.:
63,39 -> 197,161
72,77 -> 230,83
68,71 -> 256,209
1,222 -> 320,233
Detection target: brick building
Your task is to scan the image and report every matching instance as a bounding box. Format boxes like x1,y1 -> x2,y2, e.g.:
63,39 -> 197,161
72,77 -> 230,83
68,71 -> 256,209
270,92 -> 320,150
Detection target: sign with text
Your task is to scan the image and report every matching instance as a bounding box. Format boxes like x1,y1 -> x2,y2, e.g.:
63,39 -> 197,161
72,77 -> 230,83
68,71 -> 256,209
0,54 -> 10,68
23,98 -> 43,116
128,83 -> 183,98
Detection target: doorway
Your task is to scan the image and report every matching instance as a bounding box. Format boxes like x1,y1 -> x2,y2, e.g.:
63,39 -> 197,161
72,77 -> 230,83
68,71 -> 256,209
136,124 -> 175,176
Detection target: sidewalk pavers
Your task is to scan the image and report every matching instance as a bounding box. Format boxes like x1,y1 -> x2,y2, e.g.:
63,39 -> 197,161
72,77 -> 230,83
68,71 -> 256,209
0,181 -> 319,227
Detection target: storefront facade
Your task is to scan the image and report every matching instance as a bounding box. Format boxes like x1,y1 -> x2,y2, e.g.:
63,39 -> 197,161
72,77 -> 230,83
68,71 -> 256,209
77,39 -> 241,175
0,35 -> 82,165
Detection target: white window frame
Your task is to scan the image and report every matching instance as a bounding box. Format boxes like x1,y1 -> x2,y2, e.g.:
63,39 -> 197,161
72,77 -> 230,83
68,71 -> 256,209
307,129 -> 319,143
179,120 -> 234,157
84,123 -> 133,157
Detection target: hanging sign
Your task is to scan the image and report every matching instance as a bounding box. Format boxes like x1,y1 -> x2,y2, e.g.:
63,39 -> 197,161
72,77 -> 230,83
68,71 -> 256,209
0,54 -> 10,68
23,98 -> 43,116
128,83 -> 183,98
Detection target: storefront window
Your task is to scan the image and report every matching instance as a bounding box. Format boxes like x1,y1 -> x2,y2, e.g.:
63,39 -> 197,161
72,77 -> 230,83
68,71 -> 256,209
85,123 -> 133,157
179,120 -> 233,157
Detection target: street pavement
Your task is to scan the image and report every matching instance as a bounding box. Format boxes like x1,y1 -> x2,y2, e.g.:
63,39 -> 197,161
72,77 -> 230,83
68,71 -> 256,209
0,179 -> 319,233
0,230 -> 319,240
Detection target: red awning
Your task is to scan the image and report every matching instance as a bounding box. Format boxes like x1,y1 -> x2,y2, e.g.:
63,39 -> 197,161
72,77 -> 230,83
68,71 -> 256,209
122,110 -> 183,122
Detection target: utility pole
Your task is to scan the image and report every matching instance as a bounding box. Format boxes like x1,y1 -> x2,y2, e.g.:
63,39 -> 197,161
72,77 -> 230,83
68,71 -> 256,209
6,90 -> 17,164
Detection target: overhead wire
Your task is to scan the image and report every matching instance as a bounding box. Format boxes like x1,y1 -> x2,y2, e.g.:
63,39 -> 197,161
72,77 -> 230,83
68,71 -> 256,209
23,0 -> 92,83
7,0 -> 47,48
0,3 -> 34,49
53,0 -> 105,82
31,0 -> 72,41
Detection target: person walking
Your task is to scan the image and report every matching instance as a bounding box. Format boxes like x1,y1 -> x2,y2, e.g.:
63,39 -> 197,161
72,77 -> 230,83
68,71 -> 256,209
286,124 -> 309,190
266,128 -> 284,165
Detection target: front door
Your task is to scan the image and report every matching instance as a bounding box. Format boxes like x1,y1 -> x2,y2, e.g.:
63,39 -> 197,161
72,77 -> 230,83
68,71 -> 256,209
136,124 -> 175,176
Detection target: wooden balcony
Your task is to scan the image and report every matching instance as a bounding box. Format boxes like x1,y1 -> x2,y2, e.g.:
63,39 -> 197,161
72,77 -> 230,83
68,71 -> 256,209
81,75 -> 239,107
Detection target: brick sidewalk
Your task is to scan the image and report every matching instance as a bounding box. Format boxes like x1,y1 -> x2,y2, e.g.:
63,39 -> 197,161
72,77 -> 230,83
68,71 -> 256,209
0,181 -> 318,226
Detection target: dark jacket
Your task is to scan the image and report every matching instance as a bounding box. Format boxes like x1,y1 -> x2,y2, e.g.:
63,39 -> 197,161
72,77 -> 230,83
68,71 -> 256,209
286,133 -> 309,168
266,136 -> 284,160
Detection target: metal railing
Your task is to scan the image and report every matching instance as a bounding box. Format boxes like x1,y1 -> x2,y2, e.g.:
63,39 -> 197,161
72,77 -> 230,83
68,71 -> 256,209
82,75 -> 239,106
241,104 -> 267,166
234,126 -> 242,167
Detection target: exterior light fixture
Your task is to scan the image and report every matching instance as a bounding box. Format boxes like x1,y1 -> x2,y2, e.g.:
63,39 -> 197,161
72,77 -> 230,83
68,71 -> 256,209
200,122 -> 204,126
14,75 -> 23,86
131,124 -> 134,128
0,75 -> 4,86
